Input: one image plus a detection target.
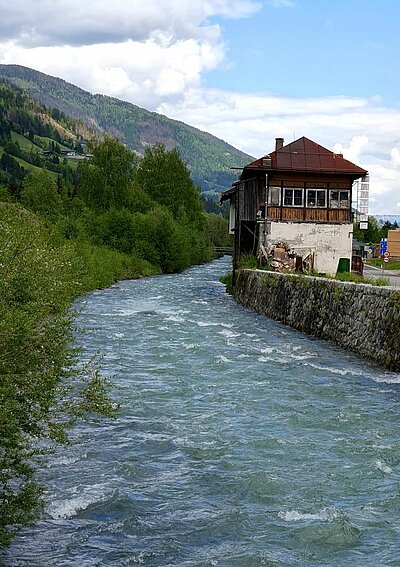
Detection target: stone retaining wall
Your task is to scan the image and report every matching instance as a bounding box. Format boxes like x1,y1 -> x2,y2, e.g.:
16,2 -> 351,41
234,269 -> 400,371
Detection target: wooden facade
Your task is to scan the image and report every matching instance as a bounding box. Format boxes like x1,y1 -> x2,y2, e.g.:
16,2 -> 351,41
240,172 -> 355,226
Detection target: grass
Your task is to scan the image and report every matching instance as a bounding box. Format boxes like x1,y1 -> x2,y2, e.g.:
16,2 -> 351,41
237,254 -> 272,271
64,156 -> 83,169
13,155 -> 58,178
236,254 -> 390,286
11,131 -> 42,153
34,135 -> 72,151
366,258 -> 400,270
334,271 -> 390,286
220,272 -> 235,294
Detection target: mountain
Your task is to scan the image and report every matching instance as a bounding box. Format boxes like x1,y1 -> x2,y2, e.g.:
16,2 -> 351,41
375,215 -> 400,226
0,65 -> 253,196
0,78 -> 96,190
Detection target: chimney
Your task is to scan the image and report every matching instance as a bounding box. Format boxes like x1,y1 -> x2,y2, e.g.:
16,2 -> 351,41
275,137 -> 284,151
262,155 -> 272,167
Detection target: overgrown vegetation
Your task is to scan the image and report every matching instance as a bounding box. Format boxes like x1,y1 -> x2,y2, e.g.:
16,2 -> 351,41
232,254 -> 390,286
366,258 -> 400,270
0,122 -> 229,544
333,272 -> 390,286
0,205 -> 123,546
219,273 -> 235,295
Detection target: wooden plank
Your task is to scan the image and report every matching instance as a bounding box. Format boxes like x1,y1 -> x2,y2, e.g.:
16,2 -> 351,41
305,209 -> 328,222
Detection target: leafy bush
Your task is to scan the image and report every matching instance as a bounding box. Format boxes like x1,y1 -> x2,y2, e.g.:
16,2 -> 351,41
206,213 -> 232,248
0,205 -> 117,546
220,272 -> 235,295
21,171 -> 63,220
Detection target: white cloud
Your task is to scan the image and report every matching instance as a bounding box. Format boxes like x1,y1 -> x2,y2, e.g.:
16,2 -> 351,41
0,37 -> 225,105
0,1 -> 262,106
0,0 -> 261,46
158,90 -> 400,214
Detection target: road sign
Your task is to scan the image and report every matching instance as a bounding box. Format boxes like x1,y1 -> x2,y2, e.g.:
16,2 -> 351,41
383,251 -> 390,263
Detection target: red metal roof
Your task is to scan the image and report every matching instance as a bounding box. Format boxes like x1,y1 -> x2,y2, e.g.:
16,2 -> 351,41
245,136 -> 367,176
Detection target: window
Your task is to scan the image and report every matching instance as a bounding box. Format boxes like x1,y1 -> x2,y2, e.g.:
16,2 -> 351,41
268,186 -> 281,206
307,189 -> 326,208
283,188 -> 303,207
329,190 -> 349,209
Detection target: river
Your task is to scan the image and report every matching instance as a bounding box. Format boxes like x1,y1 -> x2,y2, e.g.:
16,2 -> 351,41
3,257 -> 400,566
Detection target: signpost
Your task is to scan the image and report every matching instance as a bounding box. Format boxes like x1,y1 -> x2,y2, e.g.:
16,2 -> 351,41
380,239 -> 388,256
381,250 -> 390,276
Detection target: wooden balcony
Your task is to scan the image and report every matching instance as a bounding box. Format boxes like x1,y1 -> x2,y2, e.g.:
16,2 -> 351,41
267,207 -> 351,224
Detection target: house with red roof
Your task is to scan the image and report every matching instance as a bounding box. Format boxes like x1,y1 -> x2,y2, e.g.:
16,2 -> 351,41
221,137 -> 368,275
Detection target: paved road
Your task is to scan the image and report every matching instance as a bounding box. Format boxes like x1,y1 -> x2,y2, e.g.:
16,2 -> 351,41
363,263 -> 400,287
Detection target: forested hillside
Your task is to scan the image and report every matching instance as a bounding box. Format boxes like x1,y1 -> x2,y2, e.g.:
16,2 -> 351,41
0,65 -> 252,196
0,79 -> 95,193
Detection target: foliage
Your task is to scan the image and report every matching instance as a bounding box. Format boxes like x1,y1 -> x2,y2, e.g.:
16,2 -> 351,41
0,184 -> 11,202
201,195 -> 229,218
0,64 -> 252,194
131,206 -> 190,273
220,272 -> 235,295
206,213 -> 232,248
0,80 -> 83,190
0,89 -> 217,546
354,216 -> 400,244
333,271 -> 390,286
0,205 -> 118,546
237,254 -> 272,271
135,144 -> 204,225
21,171 -> 63,219
78,138 -> 138,210
73,240 -> 158,290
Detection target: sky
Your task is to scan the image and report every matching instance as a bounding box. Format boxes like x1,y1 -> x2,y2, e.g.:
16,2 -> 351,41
0,0 -> 399,214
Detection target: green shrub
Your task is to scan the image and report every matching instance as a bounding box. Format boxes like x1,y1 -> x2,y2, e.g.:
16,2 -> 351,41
220,272 -> 235,295
0,205 -> 118,546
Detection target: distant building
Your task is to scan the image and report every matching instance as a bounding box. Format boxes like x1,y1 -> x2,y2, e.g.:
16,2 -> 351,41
352,174 -> 370,230
221,136 -> 367,275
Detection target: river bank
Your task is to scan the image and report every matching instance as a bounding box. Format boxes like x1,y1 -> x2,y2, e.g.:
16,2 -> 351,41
4,257 -> 400,566
234,268 -> 400,371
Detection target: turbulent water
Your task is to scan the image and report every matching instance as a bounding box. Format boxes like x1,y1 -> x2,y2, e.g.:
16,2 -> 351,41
4,257 -> 400,566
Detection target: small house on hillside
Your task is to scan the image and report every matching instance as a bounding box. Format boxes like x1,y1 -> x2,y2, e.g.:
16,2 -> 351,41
221,136 -> 368,275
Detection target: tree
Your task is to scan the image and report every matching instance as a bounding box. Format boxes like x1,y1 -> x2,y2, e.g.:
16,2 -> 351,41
0,205 -> 115,546
206,213 -> 232,247
21,171 -> 63,220
132,206 -> 190,273
135,144 -> 204,227
78,137 -> 138,210
94,208 -> 135,254
0,184 -> 11,202
362,216 -> 381,245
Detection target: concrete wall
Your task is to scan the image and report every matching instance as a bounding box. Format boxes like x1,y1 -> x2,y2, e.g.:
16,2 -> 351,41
234,269 -> 400,371
264,222 -> 353,275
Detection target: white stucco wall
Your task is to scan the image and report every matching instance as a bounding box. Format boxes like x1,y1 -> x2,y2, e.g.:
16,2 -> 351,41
264,222 -> 353,274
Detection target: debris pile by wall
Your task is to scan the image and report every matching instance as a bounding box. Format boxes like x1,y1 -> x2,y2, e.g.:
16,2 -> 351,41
234,269 -> 400,371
